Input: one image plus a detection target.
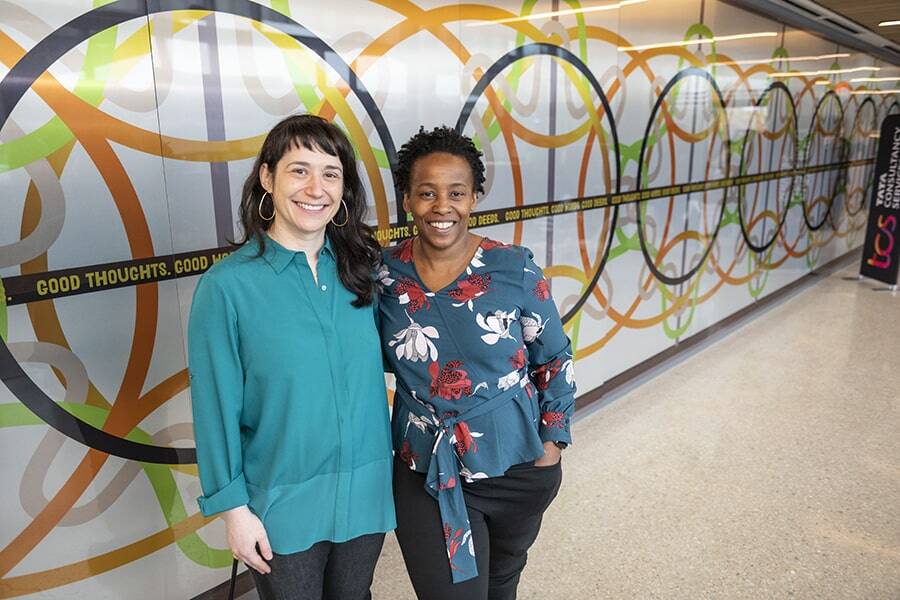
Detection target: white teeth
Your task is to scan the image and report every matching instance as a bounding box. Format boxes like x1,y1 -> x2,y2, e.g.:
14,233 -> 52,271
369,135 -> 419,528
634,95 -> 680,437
297,202 -> 326,211
429,222 -> 454,230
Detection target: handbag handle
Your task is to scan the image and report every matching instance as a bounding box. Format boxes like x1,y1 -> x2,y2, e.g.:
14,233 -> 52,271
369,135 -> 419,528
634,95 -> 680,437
227,558 -> 238,600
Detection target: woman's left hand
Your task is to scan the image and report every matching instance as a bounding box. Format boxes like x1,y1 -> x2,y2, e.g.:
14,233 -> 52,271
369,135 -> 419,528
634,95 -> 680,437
533,441 -> 562,467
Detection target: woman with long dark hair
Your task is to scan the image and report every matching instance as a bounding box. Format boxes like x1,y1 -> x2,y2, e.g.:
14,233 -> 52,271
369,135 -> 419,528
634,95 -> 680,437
188,114 -> 394,600
378,126 -> 576,599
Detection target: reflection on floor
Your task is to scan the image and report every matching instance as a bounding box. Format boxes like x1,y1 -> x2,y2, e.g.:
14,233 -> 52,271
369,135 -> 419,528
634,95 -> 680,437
241,265 -> 900,599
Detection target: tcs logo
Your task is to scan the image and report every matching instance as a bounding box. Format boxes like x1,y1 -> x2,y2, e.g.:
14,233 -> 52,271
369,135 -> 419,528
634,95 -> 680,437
866,214 -> 897,270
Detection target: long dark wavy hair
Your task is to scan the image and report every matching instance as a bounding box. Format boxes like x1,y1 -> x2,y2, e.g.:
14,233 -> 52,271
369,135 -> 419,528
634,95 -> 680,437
237,114 -> 380,307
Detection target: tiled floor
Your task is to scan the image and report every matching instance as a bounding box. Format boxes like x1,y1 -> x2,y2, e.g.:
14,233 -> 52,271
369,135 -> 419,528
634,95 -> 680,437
241,266 -> 900,599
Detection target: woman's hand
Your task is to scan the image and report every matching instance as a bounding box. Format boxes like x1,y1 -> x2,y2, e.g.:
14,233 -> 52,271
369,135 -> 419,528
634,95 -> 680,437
533,441 -> 562,467
221,505 -> 274,574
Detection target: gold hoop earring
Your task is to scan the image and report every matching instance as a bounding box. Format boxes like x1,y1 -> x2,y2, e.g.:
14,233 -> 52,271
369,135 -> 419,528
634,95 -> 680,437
258,192 -> 275,222
331,199 -> 349,227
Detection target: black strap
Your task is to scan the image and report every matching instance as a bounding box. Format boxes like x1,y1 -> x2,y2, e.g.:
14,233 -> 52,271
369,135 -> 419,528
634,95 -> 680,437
227,558 -> 238,600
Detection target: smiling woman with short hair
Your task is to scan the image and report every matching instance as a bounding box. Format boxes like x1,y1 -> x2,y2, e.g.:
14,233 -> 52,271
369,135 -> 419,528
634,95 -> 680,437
378,126 -> 576,600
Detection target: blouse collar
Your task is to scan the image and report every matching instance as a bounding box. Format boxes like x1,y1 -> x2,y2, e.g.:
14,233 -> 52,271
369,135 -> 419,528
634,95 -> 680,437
255,233 -> 335,274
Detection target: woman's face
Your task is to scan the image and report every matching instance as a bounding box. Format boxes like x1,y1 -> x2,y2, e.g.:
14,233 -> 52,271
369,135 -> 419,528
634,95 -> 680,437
403,152 -> 477,252
260,143 -> 344,240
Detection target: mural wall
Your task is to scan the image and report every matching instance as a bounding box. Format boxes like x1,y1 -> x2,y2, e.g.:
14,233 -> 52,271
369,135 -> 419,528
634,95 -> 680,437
1,0 -> 898,597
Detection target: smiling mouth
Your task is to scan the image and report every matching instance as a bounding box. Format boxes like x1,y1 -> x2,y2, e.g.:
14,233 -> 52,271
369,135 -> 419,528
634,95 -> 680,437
293,200 -> 329,212
426,220 -> 456,231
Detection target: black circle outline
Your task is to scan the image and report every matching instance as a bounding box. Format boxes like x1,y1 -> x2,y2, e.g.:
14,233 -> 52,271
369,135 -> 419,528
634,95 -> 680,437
454,42 -> 621,325
844,97 -> 877,217
635,68 -> 732,287
0,0 -> 402,465
800,90 -> 845,232
736,81 -> 798,253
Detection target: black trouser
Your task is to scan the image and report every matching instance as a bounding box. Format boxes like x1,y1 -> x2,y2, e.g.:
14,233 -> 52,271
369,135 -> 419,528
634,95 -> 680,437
393,456 -> 562,600
249,532 -> 385,600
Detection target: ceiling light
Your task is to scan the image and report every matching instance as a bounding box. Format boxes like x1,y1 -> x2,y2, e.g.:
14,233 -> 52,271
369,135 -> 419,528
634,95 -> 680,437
468,0 -> 646,26
769,66 -> 880,78
850,76 -> 900,83
849,89 -> 897,95
709,52 -> 849,67
618,31 -> 778,52
878,20 -> 900,27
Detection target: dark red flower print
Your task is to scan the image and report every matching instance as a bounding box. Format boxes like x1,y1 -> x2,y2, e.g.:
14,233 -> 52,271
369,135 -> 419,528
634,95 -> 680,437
398,440 -> 418,468
532,359 -> 562,391
428,360 -> 473,400
395,276 -> 432,312
449,274 -> 491,304
438,476 -> 457,490
453,421 -> 479,457
391,238 -> 414,263
444,524 -> 468,570
541,411 -> 567,429
533,278 -> 551,301
509,348 -> 527,370
480,238 -> 510,251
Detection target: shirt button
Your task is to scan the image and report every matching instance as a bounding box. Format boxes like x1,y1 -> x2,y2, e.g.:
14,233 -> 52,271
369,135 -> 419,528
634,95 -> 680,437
321,284 -> 327,291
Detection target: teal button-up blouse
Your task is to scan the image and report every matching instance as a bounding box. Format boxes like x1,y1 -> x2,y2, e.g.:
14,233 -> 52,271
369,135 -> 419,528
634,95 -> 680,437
188,235 -> 395,554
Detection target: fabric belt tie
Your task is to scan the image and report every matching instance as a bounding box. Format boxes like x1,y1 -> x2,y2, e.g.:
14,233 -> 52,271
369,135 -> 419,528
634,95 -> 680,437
397,374 -> 529,583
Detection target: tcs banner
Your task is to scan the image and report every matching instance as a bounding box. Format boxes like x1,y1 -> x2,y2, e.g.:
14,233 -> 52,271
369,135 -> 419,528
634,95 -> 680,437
861,114 -> 900,285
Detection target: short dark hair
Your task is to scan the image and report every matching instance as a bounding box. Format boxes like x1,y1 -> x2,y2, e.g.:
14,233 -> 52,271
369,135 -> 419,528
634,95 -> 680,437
237,114 -> 380,307
395,126 -> 486,196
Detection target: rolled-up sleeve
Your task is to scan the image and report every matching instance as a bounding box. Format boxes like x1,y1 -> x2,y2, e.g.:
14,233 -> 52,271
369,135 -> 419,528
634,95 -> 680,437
521,249 -> 576,445
188,273 -> 249,516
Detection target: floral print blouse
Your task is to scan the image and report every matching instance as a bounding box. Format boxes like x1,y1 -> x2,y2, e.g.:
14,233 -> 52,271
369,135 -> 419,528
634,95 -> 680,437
378,237 -> 576,583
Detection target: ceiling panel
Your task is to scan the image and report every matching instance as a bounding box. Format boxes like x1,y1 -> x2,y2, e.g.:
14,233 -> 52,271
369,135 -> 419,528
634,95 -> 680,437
812,0 -> 900,46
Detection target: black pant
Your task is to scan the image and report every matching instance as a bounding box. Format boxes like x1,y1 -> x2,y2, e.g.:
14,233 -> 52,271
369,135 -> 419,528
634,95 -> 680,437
393,456 -> 562,600
249,533 -> 385,600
